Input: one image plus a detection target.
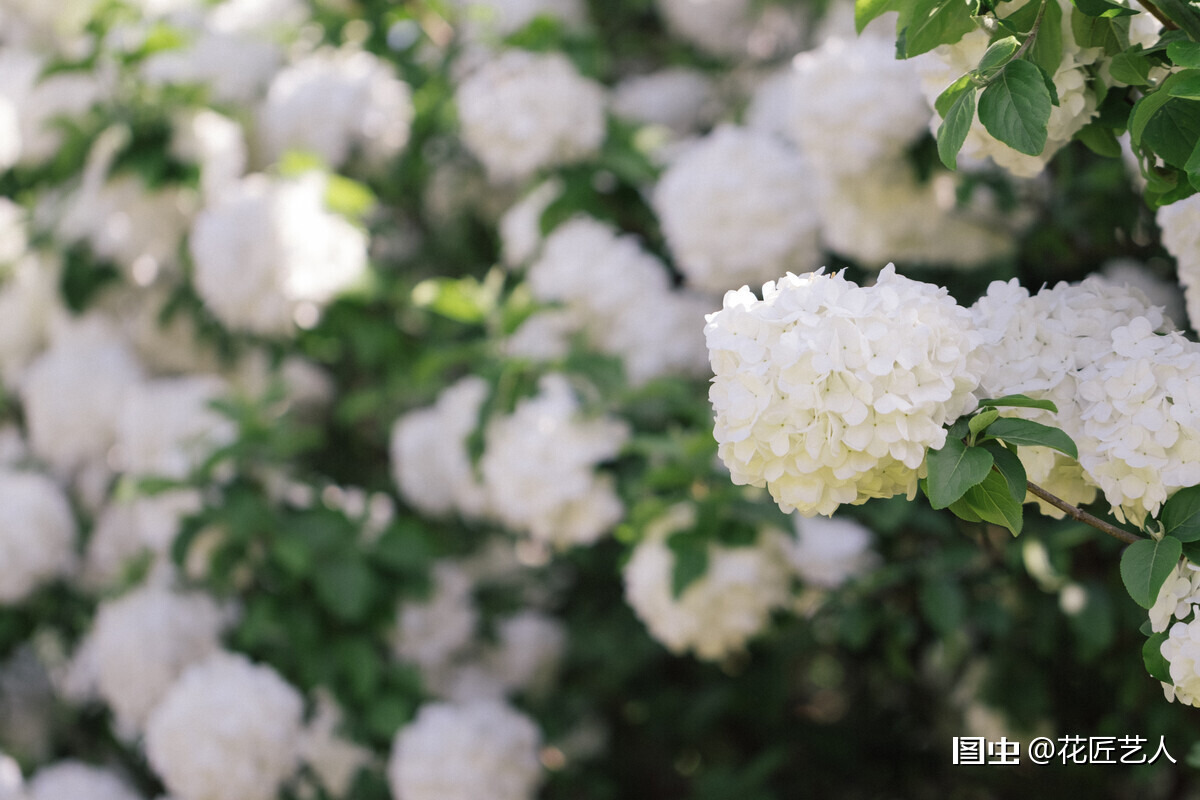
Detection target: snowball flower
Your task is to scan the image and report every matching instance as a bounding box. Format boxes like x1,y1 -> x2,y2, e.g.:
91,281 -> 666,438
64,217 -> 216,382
144,651 -> 304,800
82,489 -> 204,590
706,265 -> 986,516
390,561 -> 479,671
611,67 -> 720,134
1156,192 -> 1200,333
449,0 -> 589,37
258,47 -> 414,167
654,125 -> 820,293
480,373 -> 629,547
112,376 -> 236,480
0,469 -> 77,604
623,504 -> 793,660
189,172 -> 368,335
455,49 -> 606,183
1161,608 -> 1200,707
26,761 -> 142,800
654,0 -> 803,60
1150,560 -> 1200,634
788,513 -> 879,589
386,700 -> 543,800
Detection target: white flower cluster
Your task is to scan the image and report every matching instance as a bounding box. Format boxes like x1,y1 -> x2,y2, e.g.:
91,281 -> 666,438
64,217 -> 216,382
1156,193 -> 1200,333
480,374 -> 629,548
455,49 -> 607,184
653,125 -> 820,294
0,469 -> 76,604
788,513 -> 879,590
390,561 -> 480,672
449,0 -> 589,38
113,376 -> 236,480
519,216 -> 711,384
654,0 -> 803,60
144,651 -> 304,800
706,265 -> 985,516
258,47 -> 414,167
25,761 -> 142,800
611,68 -> 720,135
623,504 -> 792,660
1149,560 -> 1200,706
189,172 -> 368,335
386,700 -> 543,800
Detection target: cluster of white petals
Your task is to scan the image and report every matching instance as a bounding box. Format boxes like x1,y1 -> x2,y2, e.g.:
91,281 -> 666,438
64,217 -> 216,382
1150,560 -> 1200,634
455,49 -> 606,184
258,47 -> 414,167
1161,608 -> 1200,707
653,125 -> 820,293
82,490 -> 203,590
788,513 -> 879,589
390,561 -> 479,671
25,761 -> 142,800
706,265 -> 985,516
387,701 -> 542,800
112,376 -> 236,480
1156,193 -> 1200,332
611,67 -> 721,135
296,691 -> 373,798
0,469 -> 77,604
189,172 -> 368,335
449,0 -> 589,37
480,374 -> 629,547
520,216 -> 711,384
623,504 -> 792,660
144,651 -> 304,800
654,0 -> 803,60
84,584 -> 228,734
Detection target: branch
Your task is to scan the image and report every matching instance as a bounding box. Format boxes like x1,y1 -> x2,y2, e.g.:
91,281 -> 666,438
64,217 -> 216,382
1025,481 -> 1142,545
1133,0 -> 1179,30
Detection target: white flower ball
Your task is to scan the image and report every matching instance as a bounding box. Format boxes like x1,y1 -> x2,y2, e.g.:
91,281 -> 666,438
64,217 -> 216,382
788,513 -> 879,589
706,265 -> 986,516
611,67 -> 720,134
390,561 -> 479,671
485,610 -> 567,695
0,469 -> 76,604
1150,560 -> 1200,634
82,490 -> 204,590
171,109 -> 247,203
189,172 -> 368,335
653,125 -> 820,293
113,376 -> 235,480
144,651 -> 304,800
1156,192 -> 1200,333
26,761 -> 142,800
259,47 -> 414,167
86,585 -> 228,734
0,252 -> 61,389
480,374 -> 628,547
1162,610 -> 1200,706
455,49 -> 607,184
654,0 -> 803,60
386,701 -> 543,800
449,0 -> 589,38
623,503 -> 792,660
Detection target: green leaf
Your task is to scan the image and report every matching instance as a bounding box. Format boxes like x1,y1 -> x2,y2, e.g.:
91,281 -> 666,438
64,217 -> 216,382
981,440 -> 1028,504
1109,49 -> 1153,85
924,437 -> 995,509
411,277 -> 493,324
668,533 -> 709,599
981,417 -> 1079,458
904,0 -> 976,57
963,469 -> 1024,535
1169,40 -> 1200,67
1070,9 -> 1130,53
1076,120 -> 1124,157
314,556 -> 378,622
948,493 -> 984,522
919,579 -> 966,635
978,36 -> 1021,75
1143,97 -> 1200,169
977,59 -> 1052,155
1156,0 -> 1200,41
1028,0 -> 1065,77
1070,0 -> 1137,17
1120,536 -> 1182,609
1144,631 -> 1173,684
1130,72 -> 1182,146
968,407 -> 1000,437
937,86 -> 977,168
325,174 -> 376,219
978,394 -> 1059,412
856,0 -> 900,33
1161,485 -> 1200,543
935,73 -> 975,117
1168,70 -> 1200,99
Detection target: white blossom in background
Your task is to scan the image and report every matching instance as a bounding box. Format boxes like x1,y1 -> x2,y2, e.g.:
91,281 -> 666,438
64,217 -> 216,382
483,610 -> 567,696
971,276 -> 1172,517
623,504 -> 792,660
480,374 -> 629,548
449,0 -> 589,38
84,585 -> 229,735
611,68 -> 721,135
0,47 -> 107,167
819,161 -> 1017,268
386,701 -> 543,800
0,252 -> 62,388
390,561 -> 479,671
297,691 -> 373,799
171,109 -> 247,203
1156,192 -> 1200,332
455,49 -> 607,184
82,490 -> 204,590
654,0 -> 804,60
390,376 -> 490,519
189,172 -> 368,335
1161,608 -> 1200,707
258,47 -> 414,167
706,265 -> 986,516
1101,258 -> 1186,326
93,285 -> 223,376
144,651 -> 304,800
25,761 -> 142,800
498,179 -> 562,267
0,470 -> 76,605
653,125 -> 820,294
788,514 -> 879,589
112,375 -> 235,480
778,34 -> 930,177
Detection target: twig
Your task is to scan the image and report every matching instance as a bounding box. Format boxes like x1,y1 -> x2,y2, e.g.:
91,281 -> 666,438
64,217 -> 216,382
1025,481 -> 1142,545
1133,0 -> 1179,30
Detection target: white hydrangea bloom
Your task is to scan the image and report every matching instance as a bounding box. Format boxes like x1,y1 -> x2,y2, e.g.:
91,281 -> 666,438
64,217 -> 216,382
706,265 -> 986,516
1101,258 -> 1186,326
85,584 -> 228,734
386,701 -> 543,800
450,0 -> 589,37
391,561 -> 479,671
171,109 -> 247,203
189,172 -> 368,335
26,761 -> 142,800
611,68 -> 721,134
819,161 -> 1017,268
0,252 -> 62,389
141,30 -> 283,105
780,34 -> 930,177
112,376 -> 235,480
82,490 -> 204,590
971,276 -> 1174,519
653,125 -> 820,293
484,610 -> 567,695
144,651 -> 304,800
1156,192 -> 1200,333
654,0 -> 804,60
1162,610 -> 1200,706
0,470 -> 77,604
0,752 -> 21,800
455,49 -> 607,184
480,374 -> 629,547
623,503 -> 792,660
390,376 -> 490,519
498,179 -> 562,267
297,691 -> 373,799
259,47 -> 414,167
1150,560 -> 1200,634
788,513 -> 879,589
